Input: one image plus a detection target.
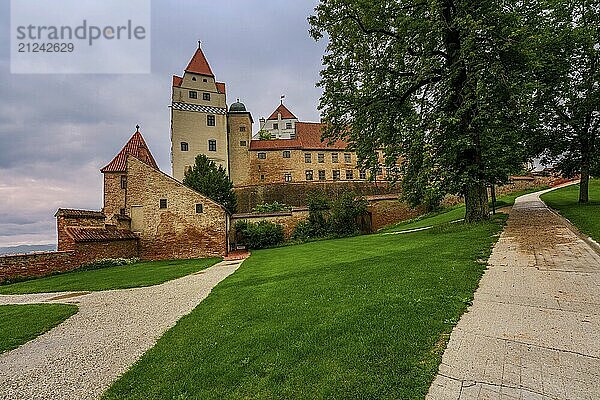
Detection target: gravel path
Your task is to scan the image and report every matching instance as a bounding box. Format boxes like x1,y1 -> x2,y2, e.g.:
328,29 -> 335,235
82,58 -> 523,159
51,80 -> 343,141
0,258 -> 244,400
427,186 -> 600,399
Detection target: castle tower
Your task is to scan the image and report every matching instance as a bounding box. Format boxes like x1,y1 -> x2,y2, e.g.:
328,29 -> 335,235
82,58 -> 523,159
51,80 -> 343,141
101,126 -> 159,219
171,42 -> 228,181
227,99 -> 253,186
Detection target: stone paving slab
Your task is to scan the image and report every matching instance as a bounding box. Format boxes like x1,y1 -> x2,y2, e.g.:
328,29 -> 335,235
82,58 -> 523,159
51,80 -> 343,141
0,258 -> 244,400
427,186 -> 600,400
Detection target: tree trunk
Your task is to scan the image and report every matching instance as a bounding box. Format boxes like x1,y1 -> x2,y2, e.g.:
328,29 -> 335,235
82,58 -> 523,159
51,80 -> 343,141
465,182 -> 490,222
579,163 -> 590,203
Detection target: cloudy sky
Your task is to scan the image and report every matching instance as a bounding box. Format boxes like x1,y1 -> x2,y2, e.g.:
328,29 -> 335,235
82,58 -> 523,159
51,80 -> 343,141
0,0 -> 326,247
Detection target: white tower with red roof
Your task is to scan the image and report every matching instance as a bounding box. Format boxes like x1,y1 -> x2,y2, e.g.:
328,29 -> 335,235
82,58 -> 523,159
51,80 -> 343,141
171,42 -> 228,181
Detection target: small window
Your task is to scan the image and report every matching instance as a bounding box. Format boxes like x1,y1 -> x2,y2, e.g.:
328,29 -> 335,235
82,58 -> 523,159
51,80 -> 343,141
270,133 -> 277,139
207,115 -> 216,126
283,150 -> 291,158
120,175 -> 127,189
333,170 -> 340,181
192,77 -> 197,81
239,126 -> 246,132
189,91 -> 197,99
286,122 -> 292,129
318,153 -> 325,163
258,152 -> 267,159
332,153 -> 339,163
318,170 -> 326,180
119,208 -> 126,216
284,172 -> 292,182
346,170 -> 354,180
208,139 -> 217,152
203,93 -> 211,101
359,170 -> 367,180
305,170 -> 314,181
195,203 -> 203,213
180,142 -> 189,151
260,174 -> 265,181
240,140 -> 247,147
159,199 -> 167,209
203,78 -> 208,82
305,153 -> 312,163
184,165 -> 193,175
344,153 -> 352,163
273,123 -> 279,129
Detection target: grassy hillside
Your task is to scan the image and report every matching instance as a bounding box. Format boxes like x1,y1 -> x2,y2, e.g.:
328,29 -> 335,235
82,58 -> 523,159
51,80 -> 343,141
541,179 -> 600,242
104,213 -> 506,399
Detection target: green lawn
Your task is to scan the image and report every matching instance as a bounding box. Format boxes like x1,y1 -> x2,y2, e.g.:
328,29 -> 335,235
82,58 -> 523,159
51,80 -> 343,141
0,304 -> 77,353
541,179 -> 600,242
104,214 -> 506,399
382,186 -> 547,233
0,258 -> 221,295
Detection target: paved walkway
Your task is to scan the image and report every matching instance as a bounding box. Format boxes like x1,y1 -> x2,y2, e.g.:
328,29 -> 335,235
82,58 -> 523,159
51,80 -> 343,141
428,187 -> 600,399
0,258 -> 244,400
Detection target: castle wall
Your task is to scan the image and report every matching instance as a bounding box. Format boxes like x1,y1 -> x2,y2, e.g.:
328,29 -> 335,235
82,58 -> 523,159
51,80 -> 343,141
103,172 -> 127,217
126,156 -> 228,259
57,215 -> 105,251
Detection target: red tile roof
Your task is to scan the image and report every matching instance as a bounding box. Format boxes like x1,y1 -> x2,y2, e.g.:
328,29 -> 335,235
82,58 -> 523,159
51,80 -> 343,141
185,47 -> 215,77
216,82 -> 226,94
267,104 -> 297,120
173,75 -> 183,87
101,129 -> 159,173
55,209 -> 105,219
249,122 -> 348,151
66,226 -> 138,242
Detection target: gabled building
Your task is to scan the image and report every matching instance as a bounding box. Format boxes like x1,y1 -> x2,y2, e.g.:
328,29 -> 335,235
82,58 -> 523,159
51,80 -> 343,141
170,43 -> 394,188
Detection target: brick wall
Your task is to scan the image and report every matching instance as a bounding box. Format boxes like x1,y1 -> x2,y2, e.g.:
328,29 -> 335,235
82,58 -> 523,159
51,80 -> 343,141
0,238 -> 138,284
231,208 -> 310,242
234,181 -> 399,213
126,156 -> 228,259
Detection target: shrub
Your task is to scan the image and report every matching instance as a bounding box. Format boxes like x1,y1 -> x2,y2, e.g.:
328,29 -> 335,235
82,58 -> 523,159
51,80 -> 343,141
252,202 -> 292,213
329,192 -> 368,236
235,220 -> 284,249
78,257 -> 140,271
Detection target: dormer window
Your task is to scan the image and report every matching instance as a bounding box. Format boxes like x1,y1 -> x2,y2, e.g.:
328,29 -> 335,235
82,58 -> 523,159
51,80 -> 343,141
189,91 -> 197,99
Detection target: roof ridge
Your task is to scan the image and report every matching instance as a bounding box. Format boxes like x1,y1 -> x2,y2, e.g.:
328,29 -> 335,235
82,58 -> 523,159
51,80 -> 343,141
101,129 -> 159,173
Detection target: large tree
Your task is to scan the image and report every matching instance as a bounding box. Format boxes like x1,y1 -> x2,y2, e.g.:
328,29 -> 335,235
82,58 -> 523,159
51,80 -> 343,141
183,155 -> 237,214
530,0 -> 599,203
309,0 -> 533,221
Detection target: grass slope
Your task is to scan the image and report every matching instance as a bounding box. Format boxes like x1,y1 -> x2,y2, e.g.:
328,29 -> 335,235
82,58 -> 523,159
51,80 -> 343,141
0,304 -> 77,353
0,258 -> 221,295
541,179 -> 600,242
104,215 -> 506,399
382,187 -> 546,233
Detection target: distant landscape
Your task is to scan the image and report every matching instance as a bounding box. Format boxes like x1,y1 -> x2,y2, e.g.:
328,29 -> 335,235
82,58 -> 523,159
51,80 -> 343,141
0,244 -> 56,256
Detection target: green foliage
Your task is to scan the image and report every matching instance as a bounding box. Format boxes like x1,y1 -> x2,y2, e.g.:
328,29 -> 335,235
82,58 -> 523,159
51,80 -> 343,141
183,154 -> 237,214
235,220 -> 285,249
104,211 -> 506,399
257,130 -> 271,140
328,192 -> 368,236
292,191 -> 368,240
525,0 -> 599,203
309,0 -> 536,221
78,258 -> 140,271
0,304 -> 77,353
251,202 -> 292,213
0,258 -> 221,295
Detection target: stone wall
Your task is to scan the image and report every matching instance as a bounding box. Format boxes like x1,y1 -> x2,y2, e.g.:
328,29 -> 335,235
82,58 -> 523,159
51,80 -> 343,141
367,197 -> 426,232
0,239 -> 138,284
126,156 -> 228,259
234,181 -> 399,213
231,208 -> 310,242
56,214 -> 105,251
